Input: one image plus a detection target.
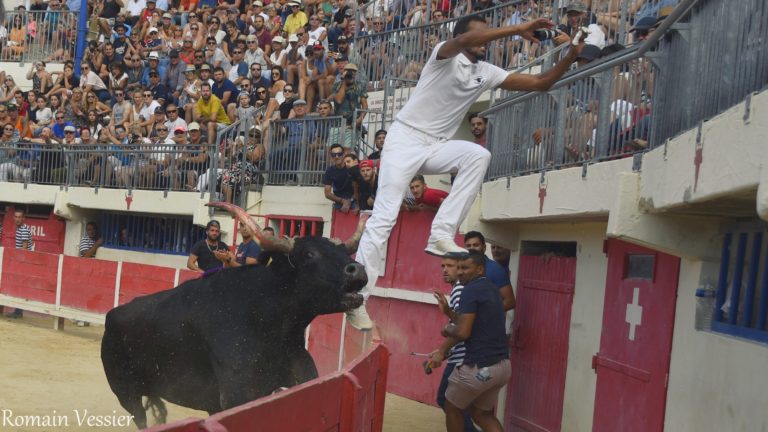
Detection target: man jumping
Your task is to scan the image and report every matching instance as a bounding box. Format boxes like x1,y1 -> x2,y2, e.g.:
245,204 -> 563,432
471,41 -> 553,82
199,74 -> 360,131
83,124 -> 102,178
347,15 -> 585,329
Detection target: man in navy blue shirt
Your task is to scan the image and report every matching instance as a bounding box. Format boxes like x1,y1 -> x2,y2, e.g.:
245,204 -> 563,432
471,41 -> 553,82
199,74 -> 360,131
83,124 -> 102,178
216,221 -> 262,267
440,252 -> 511,432
464,231 -> 515,311
212,67 -> 239,107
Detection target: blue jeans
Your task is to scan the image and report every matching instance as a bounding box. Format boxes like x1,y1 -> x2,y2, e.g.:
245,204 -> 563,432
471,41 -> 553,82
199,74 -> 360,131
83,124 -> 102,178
437,362 -> 479,432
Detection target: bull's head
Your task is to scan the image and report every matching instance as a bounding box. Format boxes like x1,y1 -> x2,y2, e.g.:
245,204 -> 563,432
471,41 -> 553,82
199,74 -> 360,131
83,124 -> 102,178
206,202 -> 368,313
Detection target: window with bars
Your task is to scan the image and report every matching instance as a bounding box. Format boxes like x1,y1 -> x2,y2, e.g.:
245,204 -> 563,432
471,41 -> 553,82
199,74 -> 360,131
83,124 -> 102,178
264,214 -> 324,239
712,222 -> 768,344
99,212 -> 206,256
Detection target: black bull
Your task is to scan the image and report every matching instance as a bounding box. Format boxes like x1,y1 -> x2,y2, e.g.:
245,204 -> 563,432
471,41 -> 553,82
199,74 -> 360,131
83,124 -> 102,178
101,203 -> 368,428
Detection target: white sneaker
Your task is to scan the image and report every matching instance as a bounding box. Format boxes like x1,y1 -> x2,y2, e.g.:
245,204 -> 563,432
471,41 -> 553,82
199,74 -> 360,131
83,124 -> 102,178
424,239 -> 468,257
346,305 -> 374,331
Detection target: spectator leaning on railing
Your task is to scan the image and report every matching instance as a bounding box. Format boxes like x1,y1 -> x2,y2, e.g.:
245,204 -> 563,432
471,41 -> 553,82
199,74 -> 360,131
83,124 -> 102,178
323,143 -> 359,213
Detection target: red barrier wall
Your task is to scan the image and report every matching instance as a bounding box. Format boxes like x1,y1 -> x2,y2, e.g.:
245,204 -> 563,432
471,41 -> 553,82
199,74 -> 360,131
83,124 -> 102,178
147,344 -> 390,432
306,313 -> 345,376
0,248 -> 59,304
118,263 -> 177,305
60,256 -> 118,313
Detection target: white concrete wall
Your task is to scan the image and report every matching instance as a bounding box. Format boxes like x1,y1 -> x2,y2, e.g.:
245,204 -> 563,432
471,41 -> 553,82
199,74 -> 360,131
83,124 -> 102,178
0,61 -> 64,91
666,259 -> 768,432
503,222 -> 609,432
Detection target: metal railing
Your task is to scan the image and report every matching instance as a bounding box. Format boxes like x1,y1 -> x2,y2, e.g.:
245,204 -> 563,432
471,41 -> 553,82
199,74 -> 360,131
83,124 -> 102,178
349,0 -> 645,90
263,115 -> 346,186
0,10 -> 80,63
1,141 -> 217,192
481,0 -> 768,179
213,117 -> 265,208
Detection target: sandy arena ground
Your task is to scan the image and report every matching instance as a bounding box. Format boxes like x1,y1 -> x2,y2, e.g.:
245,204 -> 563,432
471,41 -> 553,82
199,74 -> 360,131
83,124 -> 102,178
0,313 -> 443,432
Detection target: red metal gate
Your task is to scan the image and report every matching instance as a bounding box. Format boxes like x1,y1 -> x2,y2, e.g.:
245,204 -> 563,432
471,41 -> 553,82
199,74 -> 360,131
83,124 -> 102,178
592,239 -> 680,432
506,254 -> 576,432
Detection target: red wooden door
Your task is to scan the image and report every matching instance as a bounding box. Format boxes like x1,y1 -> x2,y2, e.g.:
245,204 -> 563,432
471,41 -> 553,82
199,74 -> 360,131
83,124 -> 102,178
592,240 -> 680,432
506,254 -> 576,432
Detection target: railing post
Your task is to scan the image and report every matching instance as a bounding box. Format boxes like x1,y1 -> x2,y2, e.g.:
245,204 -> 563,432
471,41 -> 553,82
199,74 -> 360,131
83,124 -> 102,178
593,69 -> 614,160
553,87 -> 567,166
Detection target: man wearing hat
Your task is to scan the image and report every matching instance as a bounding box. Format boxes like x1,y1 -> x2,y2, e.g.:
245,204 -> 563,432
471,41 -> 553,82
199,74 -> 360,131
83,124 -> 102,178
148,70 -> 170,105
347,16 -> 585,330
560,0 -> 599,37
164,49 -> 188,104
284,0 -> 308,35
188,220 -> 229,273
357,159 -> 378,211
142,51 -> 167,88
331,62 -> 368,146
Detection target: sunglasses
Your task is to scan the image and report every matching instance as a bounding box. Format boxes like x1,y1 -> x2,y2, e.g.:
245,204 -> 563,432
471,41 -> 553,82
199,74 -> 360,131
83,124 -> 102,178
191,26 -> 199,30
144,93 -> 152,97
157,128 -> 168,132
166,109 -> 177,113
330,152 -> 344,157
65,131 -> 75,134
3,127 -> 13,131
207,41 -> 216,44
284,88 -> 293,92
195,55 -> 204,58
174,130 -> 186,135
257,90 -> 266,94
247,41 -> 257,44
232,50 -> 242,54
56,116 -> 64,120
296,32 -> 305,35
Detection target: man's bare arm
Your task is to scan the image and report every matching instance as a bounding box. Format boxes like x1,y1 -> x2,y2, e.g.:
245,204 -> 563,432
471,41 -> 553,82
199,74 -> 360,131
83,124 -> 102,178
437,18 -> 552,60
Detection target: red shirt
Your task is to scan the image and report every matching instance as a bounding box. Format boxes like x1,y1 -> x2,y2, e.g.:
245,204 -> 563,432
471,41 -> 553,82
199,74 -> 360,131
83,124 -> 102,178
416,187 -> 448,208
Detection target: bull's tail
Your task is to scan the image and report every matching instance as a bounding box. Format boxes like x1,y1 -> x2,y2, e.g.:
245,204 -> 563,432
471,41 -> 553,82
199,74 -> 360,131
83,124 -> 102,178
143,396 -> 168,425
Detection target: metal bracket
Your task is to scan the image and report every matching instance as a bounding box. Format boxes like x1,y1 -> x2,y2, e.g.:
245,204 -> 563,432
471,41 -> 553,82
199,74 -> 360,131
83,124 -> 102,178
632,153 -> 643,172
94,187 -> 99,195
696,121 -> 703,144
663,138 -> 669,160
163,190 -> 169,198
670,22 -> 691,42
506,176 -> 511,190
743,93 -> 752,124
582,162 -> 589,179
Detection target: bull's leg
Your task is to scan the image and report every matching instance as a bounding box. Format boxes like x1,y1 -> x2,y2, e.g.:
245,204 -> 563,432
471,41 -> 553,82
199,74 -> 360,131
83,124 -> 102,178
101,331 -> 148,428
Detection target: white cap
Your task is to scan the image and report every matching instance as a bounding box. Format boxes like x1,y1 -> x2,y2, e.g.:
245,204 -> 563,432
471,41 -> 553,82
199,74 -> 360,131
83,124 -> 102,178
148,51 -> 160,59
288,34 -> 298,43
148,27 -> 159,34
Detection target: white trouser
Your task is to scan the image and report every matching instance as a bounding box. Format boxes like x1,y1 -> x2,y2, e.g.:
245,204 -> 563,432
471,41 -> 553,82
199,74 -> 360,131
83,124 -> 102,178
356,121 -> 491,299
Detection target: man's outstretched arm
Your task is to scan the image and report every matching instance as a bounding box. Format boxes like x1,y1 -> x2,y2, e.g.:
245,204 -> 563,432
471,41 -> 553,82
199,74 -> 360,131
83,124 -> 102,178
500,38 -> 585,92
437,18 -> 553,60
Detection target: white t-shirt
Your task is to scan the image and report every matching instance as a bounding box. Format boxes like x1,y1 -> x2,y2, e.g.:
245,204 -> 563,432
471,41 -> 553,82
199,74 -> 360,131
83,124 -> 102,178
308,26 -> 328,50
81,71 -> 108,92
139,100 -> 161,122
395,41 -> 508,138
126,0 -> 146,17
36,107 -> 53,125
165,117 -> 188,132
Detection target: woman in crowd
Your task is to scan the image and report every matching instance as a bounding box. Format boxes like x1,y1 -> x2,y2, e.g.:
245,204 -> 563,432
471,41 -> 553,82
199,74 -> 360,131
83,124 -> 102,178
0,75 -> 21,104
84,109 -> 105,140
84,91 -> 111,118
109,62 -> 129,96
269,65 -> 288,104
26,62 -> 53,95
181,65 -> 202,122
219,126 -> 266,203
6,14 -> 26,59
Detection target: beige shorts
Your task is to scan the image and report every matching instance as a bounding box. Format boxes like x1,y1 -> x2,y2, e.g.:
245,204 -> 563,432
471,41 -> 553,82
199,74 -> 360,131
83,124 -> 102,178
445,359 -> 511,411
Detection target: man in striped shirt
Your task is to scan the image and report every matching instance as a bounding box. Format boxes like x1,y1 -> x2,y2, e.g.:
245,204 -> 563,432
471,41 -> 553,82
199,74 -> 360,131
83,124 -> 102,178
8,209 -> 33,318
430,257 -> 478,432
78,222 -> 104,258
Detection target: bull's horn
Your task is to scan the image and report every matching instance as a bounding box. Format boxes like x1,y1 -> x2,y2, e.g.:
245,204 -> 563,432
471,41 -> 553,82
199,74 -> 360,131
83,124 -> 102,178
343,213 -> 370,254
205,202 -> 294,253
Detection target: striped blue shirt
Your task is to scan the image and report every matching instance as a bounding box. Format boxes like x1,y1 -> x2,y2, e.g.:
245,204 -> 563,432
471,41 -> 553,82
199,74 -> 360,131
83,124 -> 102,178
446,282 -> 467,364
15,224 -> 33,250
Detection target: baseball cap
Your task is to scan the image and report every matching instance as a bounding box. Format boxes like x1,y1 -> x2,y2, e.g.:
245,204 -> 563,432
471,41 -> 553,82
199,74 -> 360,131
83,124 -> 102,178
290,0 -> 301,6
148,27 -> 159,34
64,125 -> 76,132
162,12 -> 172,18
206,220 -> 221,229
249,125 -> 263,135
174,125 -> 187,134
565,0 -> 588,13
312,42 -> 323,50
169,49 -> 180,58
359,159 -> 374,169
200,63 -> 212,70
253,0 -> 263,5
154,106 -> 165,113
336,54 -> 349,62
337,35 -> 348,43
272,35 -> 285,45
293,99 -> 307,106
148,51 -> 160,59
576,44 -> 602,61
246,34 -> 258,41
344,63 -> 358,71
288,34 -> 299,43
631,16 -> 656,32
149,70 -> 159,77
344,8 -> 354,17
185,64 -> 197,72
188,122 -> 201,131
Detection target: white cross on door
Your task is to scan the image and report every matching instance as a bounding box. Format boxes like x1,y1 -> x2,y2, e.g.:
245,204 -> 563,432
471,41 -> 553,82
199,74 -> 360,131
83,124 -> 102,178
625,287 -> 643,341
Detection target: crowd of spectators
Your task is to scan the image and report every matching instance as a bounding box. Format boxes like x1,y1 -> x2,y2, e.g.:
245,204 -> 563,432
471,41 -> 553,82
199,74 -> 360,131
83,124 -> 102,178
0,0 -> 679,196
